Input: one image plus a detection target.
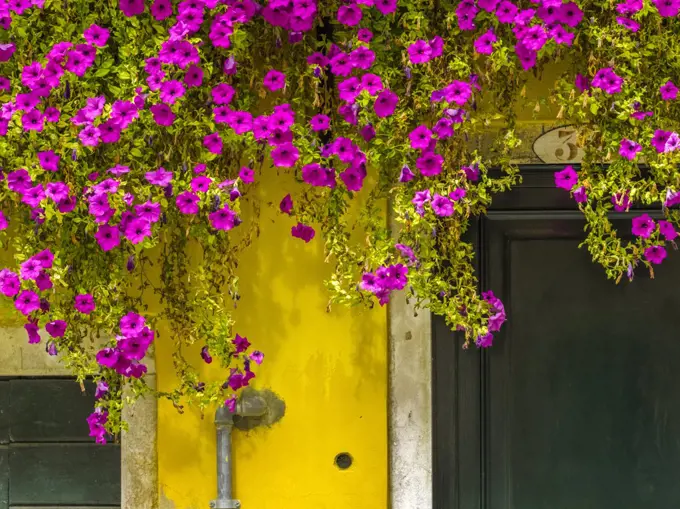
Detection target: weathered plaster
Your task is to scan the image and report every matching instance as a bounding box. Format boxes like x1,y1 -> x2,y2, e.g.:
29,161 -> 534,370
122,373 -> 159,509
388,211 -> 433,509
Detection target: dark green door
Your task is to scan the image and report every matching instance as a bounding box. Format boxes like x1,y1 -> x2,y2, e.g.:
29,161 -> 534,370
0,378 -> 120,508
434,167 -> 680,508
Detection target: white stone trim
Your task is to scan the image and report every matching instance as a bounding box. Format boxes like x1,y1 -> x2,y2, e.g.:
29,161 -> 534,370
0,327 -> 159,509
388,212 -> 433,509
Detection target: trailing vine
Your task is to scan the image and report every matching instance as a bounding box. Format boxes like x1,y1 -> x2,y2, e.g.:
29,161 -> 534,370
0,0 -> 678,441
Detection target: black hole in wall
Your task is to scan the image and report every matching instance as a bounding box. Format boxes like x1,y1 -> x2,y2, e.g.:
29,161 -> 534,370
334,452 -> 353,470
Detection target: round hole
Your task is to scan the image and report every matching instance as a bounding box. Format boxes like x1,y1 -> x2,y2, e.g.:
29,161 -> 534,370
334,452 -> 353,470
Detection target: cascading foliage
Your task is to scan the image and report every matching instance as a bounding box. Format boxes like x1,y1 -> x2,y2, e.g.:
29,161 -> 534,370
0,0 -> 678,440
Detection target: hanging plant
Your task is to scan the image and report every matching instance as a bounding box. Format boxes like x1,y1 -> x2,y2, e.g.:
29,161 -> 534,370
0,0 -> 677,440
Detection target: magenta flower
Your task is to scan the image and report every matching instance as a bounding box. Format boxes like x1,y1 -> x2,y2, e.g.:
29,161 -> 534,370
120,312 -> 145,337
375,0 -> 397,14
176,191 -> 201,214
119,0 -> 145,16
95,224 -> 120,251
0,211 -> 7,230
310,114 -> 330,131
632,214 -> 655,238
249,350 -> 264,364
83,24 -> 110,47
96,347 -> 120,368
7,170 -> 32,193
431,194 -> 454,216
350,47 -> 376,70
200,346 -> 212,364
263,69 -> 286,92
450,188 -> 467,201
233,333 -> 250,353
0,43 -> 15,62
46,320 -> 67,338
239,167 -> 254,184
291,222 -> 315,242
0,269 -> 20,297
36,271 -> 52,291
15,290 -> 40,315
644,245 -> 667,264
190,176 -> 212,193
417,152 -> 444,176
20,258 -> 42,280
474,29 -> 497,55
660,80 -> 678,101
203,132 -> 223,154
652,129 -> 672,153
559,1 -> 583,26
150,104 -> 175,126
409,125 -> 433,150
374,89 -> 399,117
616,17 -> 639,31
151,0 -> 172,19
592,68 -> 623,94
412,189 -> 432,216
665,132 -> 680,153
573,186 -> 588,203
159,80 -> 186,105
145,167 -> 173,186
212,83 -> 235,105
358,28 -> 373,42
408,40 -> 432,64
554,165 -> 578,190
22,109 -> 44,131
515,43 -> 537,70
22,184 -> 46,208
25,322 -> 40,344
338,4 -> 362,25
79,125 -> 100,146
280,194 -> 293,214
619,139 -> 642,160
653,0 -> 680,16
74,293 -> 96,314
37,150 -> 59,172
209,205 -> 239,231
496,0 -> 518,22
521,25 -> 548,51
659,220 -> 678,241
124,218 -> 152,244
399,165 -> 415,182
271,142 -> 299,167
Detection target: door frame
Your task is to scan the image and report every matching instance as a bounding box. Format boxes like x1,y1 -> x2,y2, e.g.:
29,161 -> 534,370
388,164 -> 634,507
0,327 -> 158,509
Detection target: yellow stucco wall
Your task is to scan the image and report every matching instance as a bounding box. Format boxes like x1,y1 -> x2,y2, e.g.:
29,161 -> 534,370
156,174 -> 388,508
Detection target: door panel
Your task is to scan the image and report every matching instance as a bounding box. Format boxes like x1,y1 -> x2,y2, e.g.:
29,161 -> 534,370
486,216 -> 680,508
433,166 -> 680,508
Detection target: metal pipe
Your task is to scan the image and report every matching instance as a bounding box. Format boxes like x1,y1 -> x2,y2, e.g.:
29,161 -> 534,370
211,393 -> 270,509
214,406 -> 237,509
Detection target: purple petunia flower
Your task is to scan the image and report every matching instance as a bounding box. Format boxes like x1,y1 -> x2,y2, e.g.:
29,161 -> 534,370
209,205 -> 239,230
417,152 -> 444,176
592,67 -> 623,94
145,167 -> 173,186
409,125 -> 434,150
632,214 -> 655,238
374,89 -> 399,117
658,220 -> 678,241
408,40 -> 432,64
0,269 -> 20,297
474,29 -> 497,54
280,194 -> 293,214
263,69 -> 286,91
75,293 -> 96,314
291,222 -> 315,242
95,224 -> 120,251
271,142 -> 299,167
83,24 -> 110,47
203,132 -> 223,154
644,245 -> 667,264
660,80 -> 678,101
123,218 -> 152,244
431,193 -> 454,216
310,114 -> 330,131
176,191 -> 201,214
15,290 -> 40,315
619,138 -> 642,160
554,165 -> 578,190
37,150 -> 59,172
45,319 -> 67,338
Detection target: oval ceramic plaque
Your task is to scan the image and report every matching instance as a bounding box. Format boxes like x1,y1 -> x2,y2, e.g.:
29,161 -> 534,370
532,125 -> 585,164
